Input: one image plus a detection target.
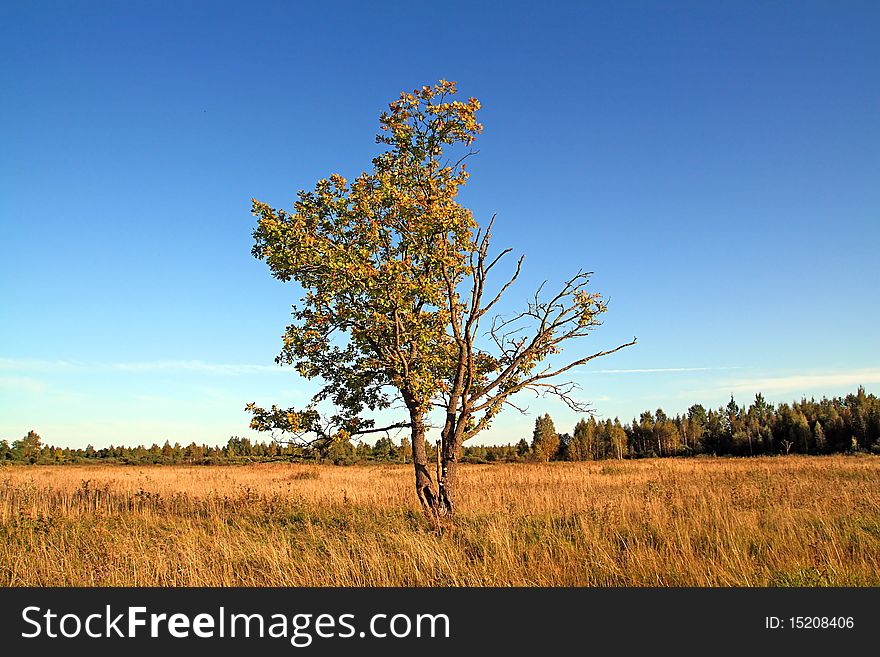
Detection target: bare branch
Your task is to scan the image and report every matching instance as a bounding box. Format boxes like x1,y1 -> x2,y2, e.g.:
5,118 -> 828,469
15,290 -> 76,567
478,254 -> 524,319
351,422 -> 412,436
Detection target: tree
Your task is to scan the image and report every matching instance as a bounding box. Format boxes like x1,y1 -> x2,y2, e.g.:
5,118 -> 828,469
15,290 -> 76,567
556,432 -> 572,461
13,430 -> 42,464
609,419 -> 628,460
686,404 -> 707,453
247,80 -> 634,515
531,414 -> 559,462
569,418 -> 594,461
653,409 -> 681,456
372,436 -> 398,461
746,394 -> 774,454
813,421 -> 826,454
326,436 -> 355,464
636,411 -> 655,456
400,436 -> 412,463
792,411 -> 812,453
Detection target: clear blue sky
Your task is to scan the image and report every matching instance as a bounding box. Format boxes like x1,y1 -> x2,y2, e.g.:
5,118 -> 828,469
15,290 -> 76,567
2,1 -> 878,448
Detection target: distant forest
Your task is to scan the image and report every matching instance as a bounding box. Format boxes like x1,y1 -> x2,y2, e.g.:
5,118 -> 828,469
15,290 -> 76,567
3,387 -> 879,466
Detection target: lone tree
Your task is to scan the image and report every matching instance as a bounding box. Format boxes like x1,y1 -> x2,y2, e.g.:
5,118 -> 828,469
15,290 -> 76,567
247,80 -> 635,516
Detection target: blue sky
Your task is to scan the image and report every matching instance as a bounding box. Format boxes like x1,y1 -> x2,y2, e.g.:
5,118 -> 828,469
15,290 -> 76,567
2,1 -> 878,448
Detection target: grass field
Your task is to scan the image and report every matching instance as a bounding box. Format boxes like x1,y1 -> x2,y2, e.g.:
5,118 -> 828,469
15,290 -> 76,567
1,456 -> 878,586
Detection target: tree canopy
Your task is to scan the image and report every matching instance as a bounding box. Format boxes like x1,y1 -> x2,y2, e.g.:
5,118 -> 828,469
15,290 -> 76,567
248,80 -> 480,444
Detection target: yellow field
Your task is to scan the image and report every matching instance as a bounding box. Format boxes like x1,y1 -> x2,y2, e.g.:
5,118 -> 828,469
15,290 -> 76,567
1,456 -> 878,586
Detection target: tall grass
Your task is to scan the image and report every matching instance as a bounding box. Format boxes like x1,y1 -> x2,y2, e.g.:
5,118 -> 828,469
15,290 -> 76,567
1,456 -> 878,586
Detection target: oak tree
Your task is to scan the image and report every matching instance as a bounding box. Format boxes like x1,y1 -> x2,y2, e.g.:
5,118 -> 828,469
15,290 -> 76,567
247,80 -> 635,515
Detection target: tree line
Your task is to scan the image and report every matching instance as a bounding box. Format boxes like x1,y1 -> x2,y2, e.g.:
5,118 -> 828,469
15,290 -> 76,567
525,386 -> 880,462
3,387 -> 878,466
0,431 -> 413,466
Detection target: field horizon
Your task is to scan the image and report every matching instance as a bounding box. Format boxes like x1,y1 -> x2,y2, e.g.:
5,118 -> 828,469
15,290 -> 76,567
2,455 -> 878,587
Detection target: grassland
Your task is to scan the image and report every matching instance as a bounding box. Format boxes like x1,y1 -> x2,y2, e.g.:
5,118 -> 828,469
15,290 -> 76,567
1,456 -> 878,586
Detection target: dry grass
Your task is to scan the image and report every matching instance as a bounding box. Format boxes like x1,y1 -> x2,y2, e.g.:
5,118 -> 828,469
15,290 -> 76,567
1,456 -> 878,586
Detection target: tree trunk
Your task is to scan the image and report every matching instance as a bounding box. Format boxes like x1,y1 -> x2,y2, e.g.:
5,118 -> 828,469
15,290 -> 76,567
410,414 -> 439,515
439,438 -> 460,515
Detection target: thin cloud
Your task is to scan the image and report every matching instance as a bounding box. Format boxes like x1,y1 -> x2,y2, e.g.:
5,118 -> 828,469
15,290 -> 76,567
0,357 -> 284,376
107,360 -> 282,375
0,375 -> 48,394
0,358 -> 79,372
577,366 -> 743,375
719,369 -> 880,395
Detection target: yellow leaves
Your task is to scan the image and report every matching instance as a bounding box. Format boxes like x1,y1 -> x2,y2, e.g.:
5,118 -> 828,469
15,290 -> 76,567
250,79 -> 486,412
436,79 -> 456,94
